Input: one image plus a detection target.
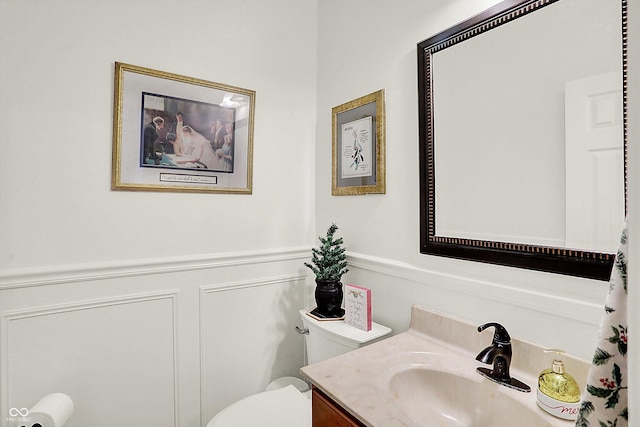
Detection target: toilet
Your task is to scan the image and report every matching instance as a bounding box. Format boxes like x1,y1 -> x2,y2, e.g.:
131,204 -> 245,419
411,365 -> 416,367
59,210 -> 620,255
206,308 -> 391,427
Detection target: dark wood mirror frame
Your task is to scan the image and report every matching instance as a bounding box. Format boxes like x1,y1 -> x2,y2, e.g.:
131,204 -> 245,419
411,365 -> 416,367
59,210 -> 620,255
417,0 -> 627,281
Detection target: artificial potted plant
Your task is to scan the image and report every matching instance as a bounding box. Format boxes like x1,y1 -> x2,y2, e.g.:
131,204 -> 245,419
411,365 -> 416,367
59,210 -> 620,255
305,223 -> 349,317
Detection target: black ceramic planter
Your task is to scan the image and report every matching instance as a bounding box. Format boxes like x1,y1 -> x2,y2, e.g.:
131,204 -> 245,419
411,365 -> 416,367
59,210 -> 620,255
314,279 -> 344,317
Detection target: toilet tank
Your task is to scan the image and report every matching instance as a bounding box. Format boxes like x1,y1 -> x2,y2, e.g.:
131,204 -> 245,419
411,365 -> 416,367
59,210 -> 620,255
299,309 -> 392,365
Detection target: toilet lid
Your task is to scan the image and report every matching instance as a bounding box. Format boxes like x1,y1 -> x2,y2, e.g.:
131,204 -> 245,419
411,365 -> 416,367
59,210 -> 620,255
206,385 -> 311,427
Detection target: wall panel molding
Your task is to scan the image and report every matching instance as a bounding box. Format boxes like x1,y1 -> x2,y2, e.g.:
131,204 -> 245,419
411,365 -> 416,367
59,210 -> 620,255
0,291 -> 180,427
199,274 -> 307,294
198,274 -> 307,426
0,247 -> 310,290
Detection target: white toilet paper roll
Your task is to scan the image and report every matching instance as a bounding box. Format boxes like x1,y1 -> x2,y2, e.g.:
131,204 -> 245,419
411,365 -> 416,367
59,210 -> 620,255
28,393 -> 73,427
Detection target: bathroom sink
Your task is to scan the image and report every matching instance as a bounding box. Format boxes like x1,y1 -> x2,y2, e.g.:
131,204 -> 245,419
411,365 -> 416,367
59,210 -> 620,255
387,352 -> 552,427
301,308 -> 586,427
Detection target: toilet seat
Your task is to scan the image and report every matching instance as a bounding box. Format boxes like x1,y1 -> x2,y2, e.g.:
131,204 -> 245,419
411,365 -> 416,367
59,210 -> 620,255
265,376 -> 309,393
206,385 -> 311,427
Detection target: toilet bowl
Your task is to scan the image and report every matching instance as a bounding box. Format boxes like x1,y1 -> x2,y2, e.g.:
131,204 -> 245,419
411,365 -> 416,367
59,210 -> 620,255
206,308 -> 391,427
206,384 -> 311,427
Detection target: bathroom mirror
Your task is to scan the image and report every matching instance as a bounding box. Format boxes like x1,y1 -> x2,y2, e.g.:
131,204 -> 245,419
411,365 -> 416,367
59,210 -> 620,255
418,0 -> 627,280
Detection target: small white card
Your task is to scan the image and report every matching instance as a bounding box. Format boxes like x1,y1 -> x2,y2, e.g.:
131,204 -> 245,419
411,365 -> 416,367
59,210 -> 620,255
344,284 -> 372,331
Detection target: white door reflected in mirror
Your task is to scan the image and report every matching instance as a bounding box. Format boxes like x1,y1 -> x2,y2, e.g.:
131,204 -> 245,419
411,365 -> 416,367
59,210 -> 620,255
565,71 -> 624,253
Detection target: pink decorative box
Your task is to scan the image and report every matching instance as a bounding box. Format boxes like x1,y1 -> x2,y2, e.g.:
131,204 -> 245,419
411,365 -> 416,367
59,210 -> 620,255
344,284 -> 372,331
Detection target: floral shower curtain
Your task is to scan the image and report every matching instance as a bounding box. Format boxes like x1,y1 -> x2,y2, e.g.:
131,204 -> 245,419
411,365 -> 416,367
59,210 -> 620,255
575,220 -> 628,427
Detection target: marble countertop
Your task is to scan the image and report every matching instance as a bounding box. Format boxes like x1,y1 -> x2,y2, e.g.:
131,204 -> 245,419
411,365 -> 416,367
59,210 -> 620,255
300,305 -> 589,427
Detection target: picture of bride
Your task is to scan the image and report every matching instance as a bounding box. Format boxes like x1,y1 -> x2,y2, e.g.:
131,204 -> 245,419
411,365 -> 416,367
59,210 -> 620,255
139,92 -> 236,174
174,125 -> 226,170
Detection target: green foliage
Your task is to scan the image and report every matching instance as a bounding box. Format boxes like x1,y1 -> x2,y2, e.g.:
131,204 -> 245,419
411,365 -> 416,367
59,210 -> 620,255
620,407 -> 628,420
607,325 -> 628,356
586,364 -> 627,411
575,400 -> 594,427
304,223 -> 349,281
593,348 -> 613,366
615,250 -> 627,292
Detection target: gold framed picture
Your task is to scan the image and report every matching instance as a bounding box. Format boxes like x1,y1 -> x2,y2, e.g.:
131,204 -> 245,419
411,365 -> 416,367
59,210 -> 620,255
332,89 -> 386,196
112,62 -> 255,194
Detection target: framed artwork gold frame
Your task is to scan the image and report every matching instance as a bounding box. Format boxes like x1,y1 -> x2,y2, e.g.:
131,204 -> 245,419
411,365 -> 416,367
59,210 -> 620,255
112,62 -> 255,194
332,89 -> 386,196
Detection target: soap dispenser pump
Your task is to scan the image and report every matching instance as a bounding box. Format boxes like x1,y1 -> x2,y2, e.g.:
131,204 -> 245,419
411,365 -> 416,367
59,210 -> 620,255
537,349 -> 581,420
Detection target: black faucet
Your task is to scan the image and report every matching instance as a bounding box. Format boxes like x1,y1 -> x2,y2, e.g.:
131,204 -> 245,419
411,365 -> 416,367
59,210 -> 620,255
475,322 -> 530,392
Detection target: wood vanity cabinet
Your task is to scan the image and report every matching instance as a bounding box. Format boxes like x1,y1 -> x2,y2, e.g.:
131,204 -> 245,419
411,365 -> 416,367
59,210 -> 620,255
312,386 -> 366,427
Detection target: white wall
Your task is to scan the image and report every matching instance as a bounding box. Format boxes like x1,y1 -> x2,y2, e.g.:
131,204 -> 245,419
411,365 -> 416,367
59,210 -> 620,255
0,0 -> 317,269
0,1 -> 317,426
315,0 -> 613,359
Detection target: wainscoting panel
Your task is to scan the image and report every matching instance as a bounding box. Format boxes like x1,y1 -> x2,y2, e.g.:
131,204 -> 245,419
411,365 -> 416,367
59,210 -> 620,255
1,292 -> 179,427
0,248 -> 310,427
200,275 -> 307,425
0,245 -> 605,425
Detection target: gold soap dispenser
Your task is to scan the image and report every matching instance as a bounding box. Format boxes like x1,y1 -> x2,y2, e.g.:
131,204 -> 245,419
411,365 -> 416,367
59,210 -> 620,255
537,349 -> 581,420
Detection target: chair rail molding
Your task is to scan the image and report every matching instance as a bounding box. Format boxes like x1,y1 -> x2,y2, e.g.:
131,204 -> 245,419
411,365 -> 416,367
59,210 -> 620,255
0,246 -> 310,290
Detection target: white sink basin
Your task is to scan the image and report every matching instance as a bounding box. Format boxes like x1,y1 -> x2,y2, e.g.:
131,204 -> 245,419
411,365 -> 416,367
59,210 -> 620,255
387,352 -> 553,427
